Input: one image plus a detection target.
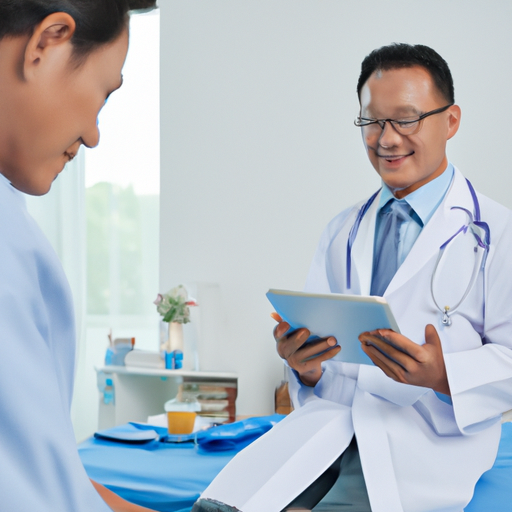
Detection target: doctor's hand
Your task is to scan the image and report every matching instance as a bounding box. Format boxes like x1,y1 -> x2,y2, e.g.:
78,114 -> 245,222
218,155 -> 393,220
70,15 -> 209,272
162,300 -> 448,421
272,312 -> 341,387
358,324 -> 451,396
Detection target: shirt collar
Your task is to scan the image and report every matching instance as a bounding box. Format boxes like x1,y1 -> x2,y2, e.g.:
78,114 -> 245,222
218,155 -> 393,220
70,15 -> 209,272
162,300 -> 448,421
378,162 -> 454,226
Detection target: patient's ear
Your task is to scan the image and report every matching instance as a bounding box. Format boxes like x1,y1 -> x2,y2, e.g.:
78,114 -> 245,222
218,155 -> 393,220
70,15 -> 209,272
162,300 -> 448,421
23,12 -> 76,79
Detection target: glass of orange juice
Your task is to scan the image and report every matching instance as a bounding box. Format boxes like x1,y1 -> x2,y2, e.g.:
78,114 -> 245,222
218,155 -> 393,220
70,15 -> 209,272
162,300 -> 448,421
164,398 -> 201,435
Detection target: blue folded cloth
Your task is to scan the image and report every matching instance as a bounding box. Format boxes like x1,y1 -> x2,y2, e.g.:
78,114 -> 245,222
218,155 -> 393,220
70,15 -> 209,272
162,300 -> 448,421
195,414 -> 285,452
93,415 -> 286,451
94,424 -> 160,443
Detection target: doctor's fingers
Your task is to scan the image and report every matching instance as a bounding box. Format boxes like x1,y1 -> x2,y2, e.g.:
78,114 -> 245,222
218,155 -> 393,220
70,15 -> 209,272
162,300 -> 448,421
273,320 -> 291,340
290,341 -> 341,372
294,337 -> 340,364
424,324 -> 443,350
360,341 -> 411,384
276,327 -> 311,359
361,340 -> 449,392
280,334 -> 338,366
359,332 -> 422,365
368,329 -> 427,361
361,334 -> 448,391
359,332 -> 428,369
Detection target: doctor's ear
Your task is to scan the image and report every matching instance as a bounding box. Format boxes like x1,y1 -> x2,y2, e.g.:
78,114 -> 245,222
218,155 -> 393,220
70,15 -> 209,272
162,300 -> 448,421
446,104 -> 461,141
23,12 -> 76,79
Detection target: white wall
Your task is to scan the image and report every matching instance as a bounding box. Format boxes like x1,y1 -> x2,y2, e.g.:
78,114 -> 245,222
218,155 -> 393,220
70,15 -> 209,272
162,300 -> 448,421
159,0 -> 512,415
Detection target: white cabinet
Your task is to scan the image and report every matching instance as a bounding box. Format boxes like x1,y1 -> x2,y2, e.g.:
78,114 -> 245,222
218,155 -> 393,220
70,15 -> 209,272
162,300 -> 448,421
96,366 -> 238,430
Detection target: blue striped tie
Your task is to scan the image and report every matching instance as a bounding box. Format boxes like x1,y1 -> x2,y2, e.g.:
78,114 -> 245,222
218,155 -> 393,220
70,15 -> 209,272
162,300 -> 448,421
370,199 -> 412,296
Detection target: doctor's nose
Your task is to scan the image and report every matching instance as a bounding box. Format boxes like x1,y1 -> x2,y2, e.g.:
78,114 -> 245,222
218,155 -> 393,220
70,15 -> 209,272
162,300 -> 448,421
377,121 -> 402,149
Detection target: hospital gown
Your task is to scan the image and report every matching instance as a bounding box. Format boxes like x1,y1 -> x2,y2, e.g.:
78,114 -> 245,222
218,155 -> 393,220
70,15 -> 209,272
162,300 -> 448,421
0,173 -> 112,511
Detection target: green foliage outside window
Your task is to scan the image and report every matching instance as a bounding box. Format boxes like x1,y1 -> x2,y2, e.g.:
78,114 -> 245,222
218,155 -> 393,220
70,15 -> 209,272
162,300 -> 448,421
86,182 -> 159,316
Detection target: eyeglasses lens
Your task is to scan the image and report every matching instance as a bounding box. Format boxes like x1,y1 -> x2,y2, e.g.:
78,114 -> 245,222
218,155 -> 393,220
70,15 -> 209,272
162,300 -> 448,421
361,119 -> 420,136
356,104 -> 453,137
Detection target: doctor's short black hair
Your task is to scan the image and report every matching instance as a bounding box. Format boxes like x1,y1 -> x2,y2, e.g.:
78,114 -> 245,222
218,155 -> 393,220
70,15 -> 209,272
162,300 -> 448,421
0,0 -> 157,57
357,43 -> 455,104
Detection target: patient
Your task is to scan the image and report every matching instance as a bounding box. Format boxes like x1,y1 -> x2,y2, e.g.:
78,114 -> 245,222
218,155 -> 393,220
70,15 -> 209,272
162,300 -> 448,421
0,1 -> 158,510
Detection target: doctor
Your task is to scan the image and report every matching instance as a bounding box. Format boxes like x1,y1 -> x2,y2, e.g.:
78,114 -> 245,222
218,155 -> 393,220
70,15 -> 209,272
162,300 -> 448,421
195,44 -> 512,512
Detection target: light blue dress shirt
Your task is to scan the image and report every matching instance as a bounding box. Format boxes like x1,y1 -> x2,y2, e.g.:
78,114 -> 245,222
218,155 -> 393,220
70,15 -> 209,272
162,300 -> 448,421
374,162 -> 455,268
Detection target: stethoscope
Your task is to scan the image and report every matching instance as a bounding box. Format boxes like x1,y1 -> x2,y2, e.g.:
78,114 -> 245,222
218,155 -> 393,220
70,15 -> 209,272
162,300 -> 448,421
346,178 -> 490,326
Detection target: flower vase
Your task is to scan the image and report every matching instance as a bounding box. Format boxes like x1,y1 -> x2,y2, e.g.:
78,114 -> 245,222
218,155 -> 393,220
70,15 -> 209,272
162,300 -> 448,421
165,321 -> 184,369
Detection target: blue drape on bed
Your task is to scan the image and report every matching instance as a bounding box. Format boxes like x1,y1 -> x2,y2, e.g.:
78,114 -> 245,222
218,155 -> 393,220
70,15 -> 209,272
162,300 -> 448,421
79,419 -> 512,512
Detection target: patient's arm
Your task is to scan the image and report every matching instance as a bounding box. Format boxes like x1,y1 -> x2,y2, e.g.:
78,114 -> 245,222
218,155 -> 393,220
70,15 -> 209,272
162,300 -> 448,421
91,479 -> 157,512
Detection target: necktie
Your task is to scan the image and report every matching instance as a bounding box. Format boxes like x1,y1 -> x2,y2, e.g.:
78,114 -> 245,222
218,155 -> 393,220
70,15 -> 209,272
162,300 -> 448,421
370,199 -> 413,296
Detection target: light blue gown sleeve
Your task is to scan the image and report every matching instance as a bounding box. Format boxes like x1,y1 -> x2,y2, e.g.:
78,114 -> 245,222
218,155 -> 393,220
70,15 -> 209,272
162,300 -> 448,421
0,176 -> 112,512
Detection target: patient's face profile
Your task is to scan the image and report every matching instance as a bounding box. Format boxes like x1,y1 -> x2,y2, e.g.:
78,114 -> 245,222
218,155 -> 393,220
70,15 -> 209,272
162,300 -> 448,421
0,17 -> 129,196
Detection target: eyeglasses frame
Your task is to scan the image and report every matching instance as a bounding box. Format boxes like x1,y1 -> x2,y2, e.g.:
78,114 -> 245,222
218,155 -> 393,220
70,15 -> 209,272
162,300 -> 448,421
354,103 -> 455,134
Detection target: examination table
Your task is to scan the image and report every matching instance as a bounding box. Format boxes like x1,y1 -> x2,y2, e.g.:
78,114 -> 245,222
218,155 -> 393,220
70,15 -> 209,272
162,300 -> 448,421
79,418 -> 512,512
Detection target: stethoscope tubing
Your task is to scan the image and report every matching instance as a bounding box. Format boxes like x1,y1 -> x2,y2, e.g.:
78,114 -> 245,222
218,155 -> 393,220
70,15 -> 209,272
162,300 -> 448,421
346,178 -> 490,326
430,238 -> 487,326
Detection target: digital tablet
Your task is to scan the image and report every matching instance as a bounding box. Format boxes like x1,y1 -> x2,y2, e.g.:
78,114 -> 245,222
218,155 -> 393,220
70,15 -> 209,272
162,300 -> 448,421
266,289 -> 400,365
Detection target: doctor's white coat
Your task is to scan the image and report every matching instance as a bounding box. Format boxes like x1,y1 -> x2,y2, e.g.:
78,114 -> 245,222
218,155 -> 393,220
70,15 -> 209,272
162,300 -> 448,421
202,168 -> 512,512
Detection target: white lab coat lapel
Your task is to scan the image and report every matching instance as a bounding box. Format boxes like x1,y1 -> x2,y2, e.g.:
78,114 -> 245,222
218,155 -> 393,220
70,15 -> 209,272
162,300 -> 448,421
385,168 -> 475,297
350,189 -> 381,295
355,168 -> 479,410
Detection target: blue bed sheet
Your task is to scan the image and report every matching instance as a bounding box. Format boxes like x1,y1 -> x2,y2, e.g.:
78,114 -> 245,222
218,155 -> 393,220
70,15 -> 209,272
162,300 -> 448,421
465,422 -> 512,512
79,420 -> 512,512
80,432 -> 234,512
79,416 -> 284,512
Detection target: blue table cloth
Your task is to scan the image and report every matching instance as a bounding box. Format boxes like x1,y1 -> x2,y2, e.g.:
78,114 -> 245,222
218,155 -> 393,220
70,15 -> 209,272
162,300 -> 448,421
79,420 -> 512,512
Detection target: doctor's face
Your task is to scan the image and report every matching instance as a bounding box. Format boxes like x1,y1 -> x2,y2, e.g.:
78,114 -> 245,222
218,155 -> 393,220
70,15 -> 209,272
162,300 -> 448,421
0,26 -> 128,196
359,66 -> 460,199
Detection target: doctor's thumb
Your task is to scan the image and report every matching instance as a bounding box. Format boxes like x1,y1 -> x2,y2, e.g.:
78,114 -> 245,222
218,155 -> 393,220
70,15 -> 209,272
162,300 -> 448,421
424,324 -> 441,347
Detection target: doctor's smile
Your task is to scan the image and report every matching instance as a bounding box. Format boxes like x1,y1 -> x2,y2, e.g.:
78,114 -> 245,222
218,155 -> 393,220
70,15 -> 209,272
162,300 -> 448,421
374,150 -> 414,164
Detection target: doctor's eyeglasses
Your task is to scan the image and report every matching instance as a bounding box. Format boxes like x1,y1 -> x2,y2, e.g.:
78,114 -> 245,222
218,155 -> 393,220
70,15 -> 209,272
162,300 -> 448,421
354,103 -> 454,136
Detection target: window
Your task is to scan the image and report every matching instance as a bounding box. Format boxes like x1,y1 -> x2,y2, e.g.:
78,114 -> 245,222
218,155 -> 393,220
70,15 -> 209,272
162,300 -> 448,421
78,10 -> 160,441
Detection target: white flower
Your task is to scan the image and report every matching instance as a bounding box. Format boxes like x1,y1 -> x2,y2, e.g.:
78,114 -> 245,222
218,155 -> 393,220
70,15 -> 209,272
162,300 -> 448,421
154,285 -> 197,324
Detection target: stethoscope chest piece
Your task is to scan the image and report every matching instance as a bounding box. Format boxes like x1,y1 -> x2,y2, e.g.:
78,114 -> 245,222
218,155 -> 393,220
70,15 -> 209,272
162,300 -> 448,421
441,306 -> 452,326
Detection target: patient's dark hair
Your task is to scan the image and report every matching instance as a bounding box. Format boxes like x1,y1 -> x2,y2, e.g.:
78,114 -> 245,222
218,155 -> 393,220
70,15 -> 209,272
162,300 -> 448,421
357,43 -> 455,104
0,0 -> 157,56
